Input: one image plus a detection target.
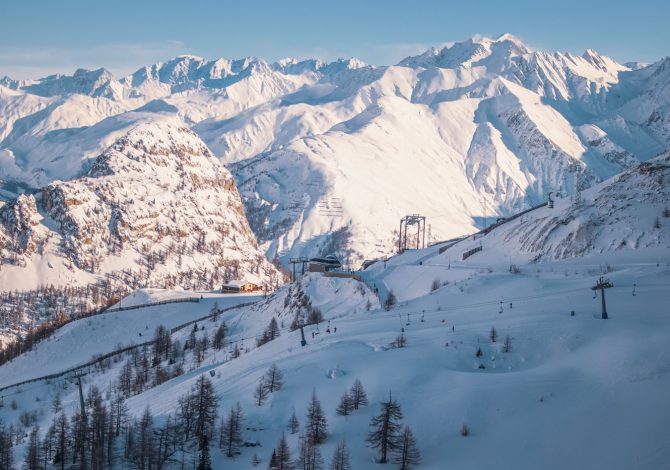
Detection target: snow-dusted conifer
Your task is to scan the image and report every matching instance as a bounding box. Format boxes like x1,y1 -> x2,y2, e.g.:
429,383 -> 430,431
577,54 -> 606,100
366,393 -> 403,463
264,364 -> 284,393
305,390 -> 328,445
254,379 -> 269,406
336,393 -> 353,416
349,379 -> 369,410
393,425 -> 421,470
329,440 -> 352,470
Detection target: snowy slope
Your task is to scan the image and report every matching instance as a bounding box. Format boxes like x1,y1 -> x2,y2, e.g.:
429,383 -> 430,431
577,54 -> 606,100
0,293 -> 258,387
0,234 -> 668,470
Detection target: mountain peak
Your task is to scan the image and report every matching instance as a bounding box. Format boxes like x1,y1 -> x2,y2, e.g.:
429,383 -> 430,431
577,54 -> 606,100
494,32 -> 525,44
88,118 -> 212,177
398,33 -> 529,69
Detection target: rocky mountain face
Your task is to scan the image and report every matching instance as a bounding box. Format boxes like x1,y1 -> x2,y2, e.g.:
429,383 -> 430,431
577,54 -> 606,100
0,34 -> 668,268
0,117 -> 280,296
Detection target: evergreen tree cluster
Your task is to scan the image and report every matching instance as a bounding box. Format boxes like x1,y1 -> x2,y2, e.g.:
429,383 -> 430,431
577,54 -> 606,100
336,379 -> 369,417
284,282 -> 324,331
257,317 -> 281,347
255,364 -> 285,406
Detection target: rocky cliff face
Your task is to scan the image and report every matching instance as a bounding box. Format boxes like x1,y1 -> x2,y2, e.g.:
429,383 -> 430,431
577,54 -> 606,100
0,194 -> 41,260
0,117 -> 280,292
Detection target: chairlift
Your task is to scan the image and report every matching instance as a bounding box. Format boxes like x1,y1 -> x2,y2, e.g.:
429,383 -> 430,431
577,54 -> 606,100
420,311 -> 425,323
592,291 -> 597,299
209,369 -> 216,378
406,314 -> 411,326
0,396 -> 3,408
498,301 -> 503,314
632,283 -> 636,296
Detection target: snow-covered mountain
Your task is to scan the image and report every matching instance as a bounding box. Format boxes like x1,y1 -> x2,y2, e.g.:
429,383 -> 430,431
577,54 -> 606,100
0,157 -> 668,468
0,116 -> 279,298
1,34 -> 669,267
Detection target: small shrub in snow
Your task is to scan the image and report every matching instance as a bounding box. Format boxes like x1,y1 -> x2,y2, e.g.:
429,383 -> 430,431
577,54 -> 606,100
384,290 -> 397,310
390,332 -> 407,348
430,278 -> 441,292
502,335 -> 512,353
489,327 -> 498,343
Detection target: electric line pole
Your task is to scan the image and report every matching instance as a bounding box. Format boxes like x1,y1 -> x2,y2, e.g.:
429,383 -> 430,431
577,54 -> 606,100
74,373 -> 88,468
591,277 -> 613,319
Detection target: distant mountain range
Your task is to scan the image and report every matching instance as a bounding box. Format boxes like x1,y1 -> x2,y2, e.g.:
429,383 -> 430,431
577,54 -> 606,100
1,33 -> 669,268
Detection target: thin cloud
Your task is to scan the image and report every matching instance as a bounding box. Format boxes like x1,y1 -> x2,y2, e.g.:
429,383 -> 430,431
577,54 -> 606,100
0,41 -> 192,79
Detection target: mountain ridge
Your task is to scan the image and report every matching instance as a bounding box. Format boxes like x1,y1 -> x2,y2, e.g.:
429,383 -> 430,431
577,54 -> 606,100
1,34 -> 668,267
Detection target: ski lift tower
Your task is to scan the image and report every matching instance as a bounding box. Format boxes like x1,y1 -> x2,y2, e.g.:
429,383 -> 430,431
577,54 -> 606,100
398,214 -> 426,253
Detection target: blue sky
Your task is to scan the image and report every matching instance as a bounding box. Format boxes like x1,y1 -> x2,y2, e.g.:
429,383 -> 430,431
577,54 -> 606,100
1,0 -> 667,79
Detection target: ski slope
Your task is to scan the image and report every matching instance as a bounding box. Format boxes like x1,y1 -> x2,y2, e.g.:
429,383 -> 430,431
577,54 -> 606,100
0,251 -> 668,469
0,293 -> 258,388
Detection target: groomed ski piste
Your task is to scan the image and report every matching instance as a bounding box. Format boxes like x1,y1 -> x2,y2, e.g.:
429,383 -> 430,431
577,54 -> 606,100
1,162 -> 670,469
